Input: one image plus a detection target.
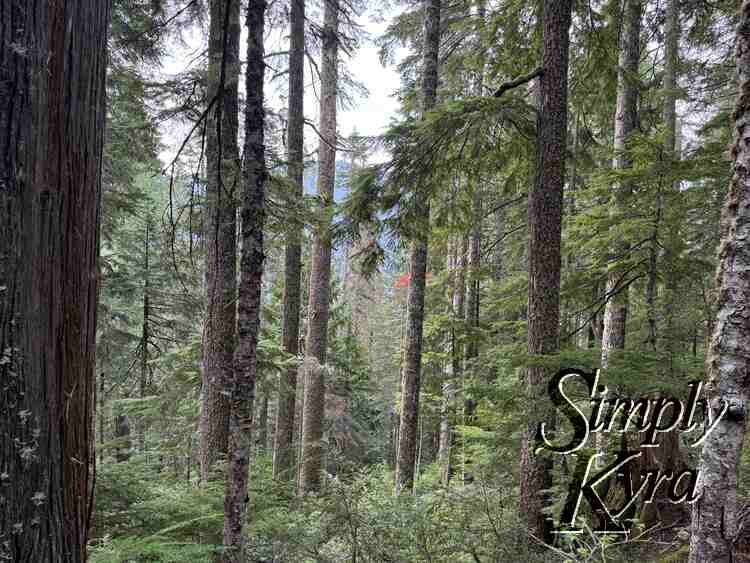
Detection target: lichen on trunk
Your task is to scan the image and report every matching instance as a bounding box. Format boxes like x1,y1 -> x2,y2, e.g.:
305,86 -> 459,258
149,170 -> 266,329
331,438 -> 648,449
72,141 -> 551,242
689,4 -> 750,561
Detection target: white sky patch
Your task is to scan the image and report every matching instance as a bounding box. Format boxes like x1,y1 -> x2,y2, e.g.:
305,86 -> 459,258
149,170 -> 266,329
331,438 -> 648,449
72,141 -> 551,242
156,7 -> 403,169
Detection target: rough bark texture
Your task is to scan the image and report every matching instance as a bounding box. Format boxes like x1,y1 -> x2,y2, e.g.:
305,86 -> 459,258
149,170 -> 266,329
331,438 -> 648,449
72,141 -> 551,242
222,0 -> 266,559
299,0 -> 339,494
689,4 -> 750,560
0,1 -> 109,560
519,0 -> 572,543
600,0 -> 641,370
199,0 -> 242,483
394,0 -> 441,495
273,0 -> 305,483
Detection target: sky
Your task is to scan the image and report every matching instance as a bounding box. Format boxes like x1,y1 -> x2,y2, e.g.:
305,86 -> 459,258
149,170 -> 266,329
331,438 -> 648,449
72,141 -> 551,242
159,6 -> 404,166
336,15 -> 403,139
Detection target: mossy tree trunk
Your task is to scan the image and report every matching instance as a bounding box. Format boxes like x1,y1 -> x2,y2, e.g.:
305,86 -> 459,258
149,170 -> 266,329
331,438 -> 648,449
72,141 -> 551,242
689,4 -> 750,561
199,0 -> 242,483
222,0 -> 267,559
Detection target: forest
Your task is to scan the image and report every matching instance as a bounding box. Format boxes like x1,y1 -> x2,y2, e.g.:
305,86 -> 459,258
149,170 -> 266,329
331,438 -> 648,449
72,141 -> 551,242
1,0 -> 749,561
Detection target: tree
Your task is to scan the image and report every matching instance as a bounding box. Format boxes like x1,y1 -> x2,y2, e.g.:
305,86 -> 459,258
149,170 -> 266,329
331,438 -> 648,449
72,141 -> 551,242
600,0 -> 642,370
199,0 -> 242,482
438,238 -> 466,484
519,0 -> 572,543
462,0 -> 488,483
0,1 -> 109,560
273,0 -> 305,483
299,0 -> 340,493
223,0 -> 267,558
394,0 -> 442,496
689,4 -> 750,561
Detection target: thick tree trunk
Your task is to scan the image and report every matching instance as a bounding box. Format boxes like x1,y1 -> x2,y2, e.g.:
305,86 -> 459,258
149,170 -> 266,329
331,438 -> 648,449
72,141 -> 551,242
689,5 -> 750,561
299,0 -> 339,493
600,0 -> 641,370
394,0 -> 441,495
273,0 -> 305,482
0,1 -> 109,560
222,0 -> 266,559
199,0 -> 242,483
519,0 -> 572,543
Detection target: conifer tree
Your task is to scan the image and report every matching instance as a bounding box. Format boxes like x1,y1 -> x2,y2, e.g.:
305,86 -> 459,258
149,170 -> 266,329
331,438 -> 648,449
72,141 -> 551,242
519,0 -> 572,543
199,0 -> 242,482
223,0 -> 267,557
689,4 -> 750,560
299,0 -> 340,493
0,1 -> 109,560
395,0 -> 442,495
274,0 -> 306,483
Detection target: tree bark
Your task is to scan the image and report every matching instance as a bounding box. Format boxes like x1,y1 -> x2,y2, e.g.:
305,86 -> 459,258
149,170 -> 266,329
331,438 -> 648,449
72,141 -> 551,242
519,0 -> 572,544
222,0 -> 267,559
199,0 -> 242,483
689,4 -> 750,561
299,0 -> 339,494
394,0 -> 441,495
600,0 -> 641,370
438,238 -> 466,484
0,1 -> 109,560
273,0 -> 305,482
139,218 -> 151,451
463,0 -> 486,459
646,0 -> 678,350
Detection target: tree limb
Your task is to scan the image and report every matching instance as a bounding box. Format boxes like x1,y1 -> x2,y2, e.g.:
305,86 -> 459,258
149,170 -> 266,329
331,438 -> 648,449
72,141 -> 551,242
492,67 -> 544,98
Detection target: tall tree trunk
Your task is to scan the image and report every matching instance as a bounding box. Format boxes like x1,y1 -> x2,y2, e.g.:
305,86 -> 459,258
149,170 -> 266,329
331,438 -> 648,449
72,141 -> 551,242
519,0 -> 572,543
395,0 -> 441,495
139,218 -> 151,451
199,0 -> 242,483
689,5 -> 750,561
299,0 -> 339,493
438,238 -> 466,484
638,0 -> 686,529
647,0 -> 679,351
0,1 -> 109,560
273,0 -> 305,482
222,0 -> 267,559
600,0 -> 641,369
463,2 -> 487,483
